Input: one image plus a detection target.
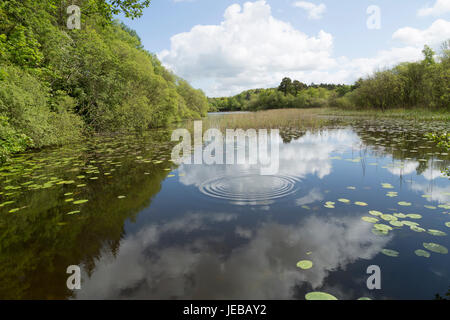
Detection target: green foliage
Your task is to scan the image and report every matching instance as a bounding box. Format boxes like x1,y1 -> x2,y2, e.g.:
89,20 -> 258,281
0,0 -> 207,161
346,44 -> 449,111
210,85 -> 334,112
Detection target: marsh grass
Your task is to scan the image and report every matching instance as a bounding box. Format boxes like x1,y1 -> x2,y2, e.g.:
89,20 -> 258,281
321,108 -> 450,122
199,109 -> 328,130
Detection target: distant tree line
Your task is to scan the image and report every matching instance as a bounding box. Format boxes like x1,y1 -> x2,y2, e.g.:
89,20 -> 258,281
209,43 -> 450,113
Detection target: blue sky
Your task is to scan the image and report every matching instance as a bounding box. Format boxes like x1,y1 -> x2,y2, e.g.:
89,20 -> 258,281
117,0 -> 450,96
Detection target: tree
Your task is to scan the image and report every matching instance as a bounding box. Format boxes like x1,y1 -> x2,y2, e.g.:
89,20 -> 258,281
278,77 -> 292,96
292,80 -> 306,96
422,45 -> 435,66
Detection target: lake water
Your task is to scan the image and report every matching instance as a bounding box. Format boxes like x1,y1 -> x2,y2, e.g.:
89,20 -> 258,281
0,114 -> 449,299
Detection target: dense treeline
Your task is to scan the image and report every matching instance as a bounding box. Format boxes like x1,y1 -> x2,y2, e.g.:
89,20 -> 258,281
210,44 -> 450,112
209,83 -> 351,112
0,0 -> 209,161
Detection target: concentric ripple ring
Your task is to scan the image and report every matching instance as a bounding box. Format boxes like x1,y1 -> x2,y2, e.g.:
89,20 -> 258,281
199,174 -> 299,205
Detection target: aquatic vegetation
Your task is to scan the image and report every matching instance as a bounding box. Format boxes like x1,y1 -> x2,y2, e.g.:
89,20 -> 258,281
73,200 -> 89,205
305,292 -> 338,300
415,250 -> 431,258
398,202 -> 412,207
423,243 -> 448,254
324,201 -> 335,209
381,249 -> 399,257
406,214 -> 422,219
427,229 -> 447,237
296,260 -> 313,270
355,201 -> 368,206
362,216 -> 379,223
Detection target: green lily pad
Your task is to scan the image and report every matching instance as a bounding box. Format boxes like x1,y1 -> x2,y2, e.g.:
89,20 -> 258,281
389,220 -> 404,227
410,225 -> 426,232
357,297 -> 372,300
67,210 -> 81,215
338,198 -> 350,203
296,260 -> 313,270
398,202 -> 412,206
427,229 -> 447,236
414,249 -> 430,258
369,210 -> 383,217
355,201 -> 368,206
374,224 -> 393,231
423,243 -> 448,254
381,214 -> 397,221
305,292 -> 338,300
73,199 -> 89,204
406,214 -> 422,219
381,249 -> 399,257
362,216 -> 379,223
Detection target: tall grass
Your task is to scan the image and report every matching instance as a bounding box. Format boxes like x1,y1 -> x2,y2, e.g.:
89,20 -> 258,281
321,108 -> 450,122
200,109 -> 327,130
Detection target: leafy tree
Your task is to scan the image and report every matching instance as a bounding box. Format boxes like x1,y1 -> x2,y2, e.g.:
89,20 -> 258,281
278,77 -> 292,96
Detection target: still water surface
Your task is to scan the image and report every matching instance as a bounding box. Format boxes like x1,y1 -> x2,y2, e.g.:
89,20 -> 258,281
0,115 -> 449,299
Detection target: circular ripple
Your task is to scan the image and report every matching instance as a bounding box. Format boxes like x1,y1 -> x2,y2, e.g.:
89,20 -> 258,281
199,174 -> 299,205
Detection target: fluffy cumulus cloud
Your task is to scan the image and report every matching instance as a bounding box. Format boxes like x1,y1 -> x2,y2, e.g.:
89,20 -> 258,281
392,19 -> 450,47
292,1 -> 326,20
418,0 -> 450,17
159,1 -> 450,96
159,1 -> 335,96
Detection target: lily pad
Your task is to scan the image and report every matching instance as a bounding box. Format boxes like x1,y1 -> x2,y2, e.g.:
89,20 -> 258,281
362,216 -> 379,223
427,229 -> 447,236
414,249 -> 430,258
410,226 -> 426,233
381,249 -> 399,257
355,201 -> 368,206
296,260 -> 313,270
398,202 -> 412,207
305,292 -> 338,300
374,224 -> 393,231
73,199 -> 89,205
389,220 -> 404,227
338,198 -> 350,203
423,243 -> 448,254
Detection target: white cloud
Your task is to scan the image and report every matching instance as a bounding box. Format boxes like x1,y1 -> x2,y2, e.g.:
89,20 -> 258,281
76,215 -> 390,299
293,1 -> 326,20
418,0 -> 450,17
159,0 -> 335,96
392,19 -> 450,47
158,1 -> 450,96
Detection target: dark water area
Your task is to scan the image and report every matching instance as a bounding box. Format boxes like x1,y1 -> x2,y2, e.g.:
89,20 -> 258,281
0,115 -> 449,300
